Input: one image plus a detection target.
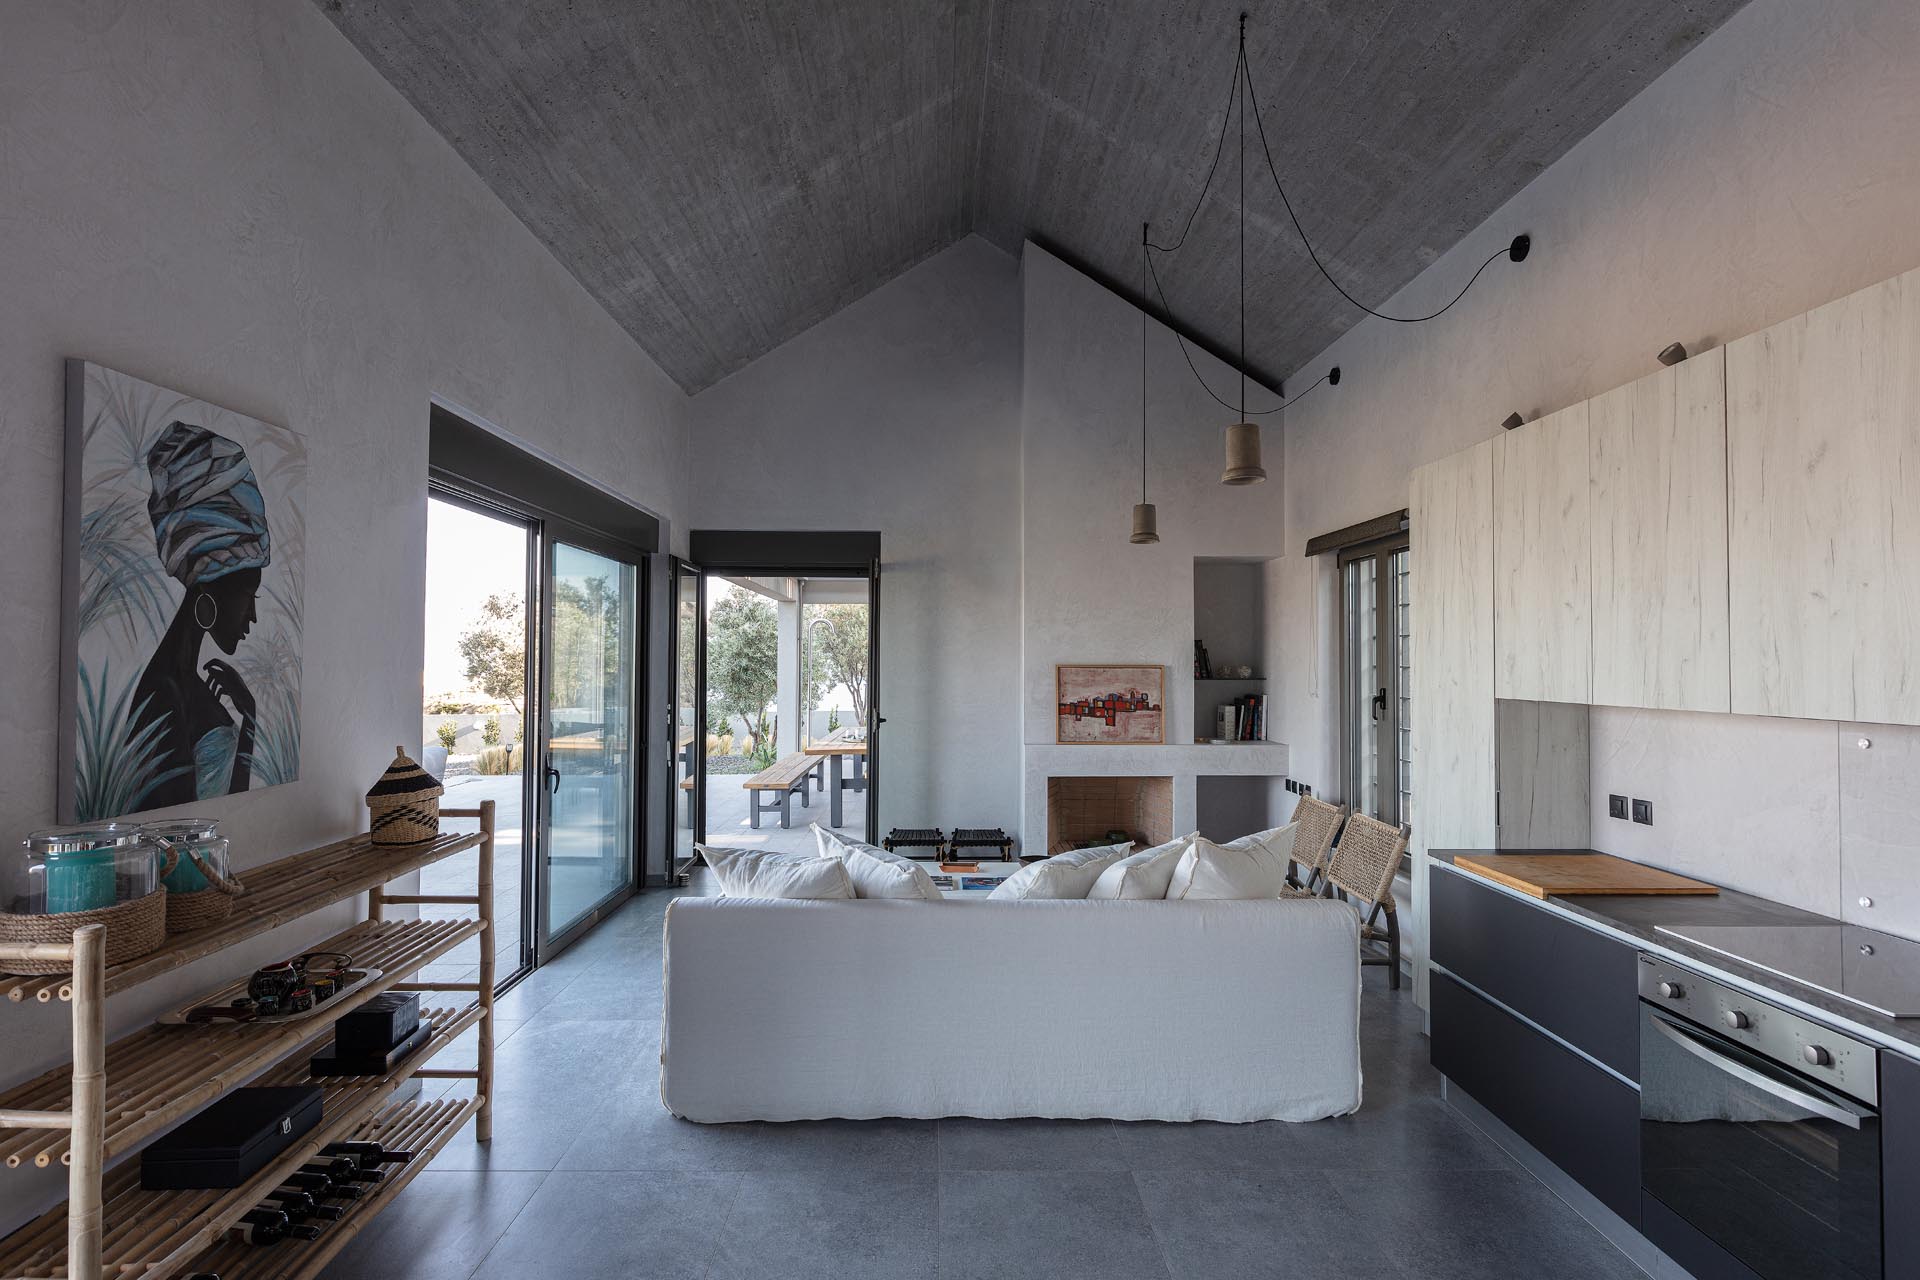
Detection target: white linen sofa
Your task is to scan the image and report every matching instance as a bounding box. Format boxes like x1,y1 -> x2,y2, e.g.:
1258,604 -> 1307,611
659,896 -> 1362,1123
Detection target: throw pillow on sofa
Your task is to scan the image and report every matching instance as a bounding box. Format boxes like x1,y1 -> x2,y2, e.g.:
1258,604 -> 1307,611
699,845 -> 855,899
1087,834 -> 1195,900
810,825 -> 945,902
988,841 -> 1133,900
1166,823 -> 1301,899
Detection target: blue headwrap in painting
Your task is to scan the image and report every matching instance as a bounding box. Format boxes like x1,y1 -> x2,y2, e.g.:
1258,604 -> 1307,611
146,422 -> 272,587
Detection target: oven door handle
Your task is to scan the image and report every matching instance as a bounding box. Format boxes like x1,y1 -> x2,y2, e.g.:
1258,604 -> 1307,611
1650,1011 -> 1869,1130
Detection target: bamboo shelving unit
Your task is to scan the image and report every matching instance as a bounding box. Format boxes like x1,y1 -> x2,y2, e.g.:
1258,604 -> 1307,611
0,803 -> 497,1280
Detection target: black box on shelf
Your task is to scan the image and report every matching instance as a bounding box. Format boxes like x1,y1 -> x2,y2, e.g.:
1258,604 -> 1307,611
140,1085 -> 323,1190
333,991 -> 420,1056
309,1020 -> 434,1077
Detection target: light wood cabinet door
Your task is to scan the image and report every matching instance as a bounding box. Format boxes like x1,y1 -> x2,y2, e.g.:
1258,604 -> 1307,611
1727,268 -> 1920,723
1589,353 -> 1730,713
1409,439 -> 1496,1007
1494,403 -> 1591,702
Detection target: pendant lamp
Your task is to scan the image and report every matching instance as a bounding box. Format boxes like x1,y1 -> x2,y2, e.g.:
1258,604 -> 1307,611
1219,17 -> 1265,486
1131,224 -> 1160,542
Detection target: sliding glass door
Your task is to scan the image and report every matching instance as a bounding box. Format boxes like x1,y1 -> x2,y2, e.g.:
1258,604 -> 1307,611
539,536 -> 642,952
669,558 -> 704,880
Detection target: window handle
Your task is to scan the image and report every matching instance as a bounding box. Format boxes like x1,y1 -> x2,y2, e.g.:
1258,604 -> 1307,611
1370,687 -> 1387,723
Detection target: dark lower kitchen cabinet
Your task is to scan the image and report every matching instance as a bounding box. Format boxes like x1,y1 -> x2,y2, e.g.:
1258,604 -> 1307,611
1431,971 -> 1641,1223
1889,1051 -> 1920,1280
1430,865 -> 1640,1079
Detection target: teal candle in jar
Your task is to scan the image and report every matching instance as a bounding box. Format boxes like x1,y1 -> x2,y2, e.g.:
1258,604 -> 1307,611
21,825 -> 151,915
144,818 -> 222,894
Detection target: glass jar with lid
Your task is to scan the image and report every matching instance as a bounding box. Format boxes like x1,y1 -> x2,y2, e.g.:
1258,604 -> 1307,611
9,824 -> 158,916
143,818 -> 228,895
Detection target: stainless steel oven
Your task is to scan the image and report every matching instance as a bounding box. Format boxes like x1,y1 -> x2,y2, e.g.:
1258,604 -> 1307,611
1639,956 -> 1880,1280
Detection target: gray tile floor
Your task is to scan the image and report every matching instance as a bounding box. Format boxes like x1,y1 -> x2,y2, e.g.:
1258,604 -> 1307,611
320,891 -> 1643,1280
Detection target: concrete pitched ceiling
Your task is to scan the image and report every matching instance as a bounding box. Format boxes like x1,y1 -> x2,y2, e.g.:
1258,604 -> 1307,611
317,0 -> 1746,393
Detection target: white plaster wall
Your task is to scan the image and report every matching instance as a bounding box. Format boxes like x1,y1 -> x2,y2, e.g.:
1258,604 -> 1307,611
686,236 -> 1024,841
1265,0 -> 1920,929
0,1 -> 687,1227
1019,244 -> 1290,841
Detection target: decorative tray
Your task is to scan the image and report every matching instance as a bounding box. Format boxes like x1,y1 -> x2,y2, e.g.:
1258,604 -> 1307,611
157,967 -> 383,1027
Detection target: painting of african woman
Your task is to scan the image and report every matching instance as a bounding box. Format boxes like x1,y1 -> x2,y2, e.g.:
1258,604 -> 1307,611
59,360 -> 305,822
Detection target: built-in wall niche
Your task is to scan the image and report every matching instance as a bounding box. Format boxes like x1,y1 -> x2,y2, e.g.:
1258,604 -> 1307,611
1193,556 -> 1275,742
1046,776 -> 1173,854
1195,775 -> 1279,844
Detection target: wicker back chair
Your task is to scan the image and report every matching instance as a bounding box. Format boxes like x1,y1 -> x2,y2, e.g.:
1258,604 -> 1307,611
1323,813 -> 1412,990
1286,794 -> 1348,893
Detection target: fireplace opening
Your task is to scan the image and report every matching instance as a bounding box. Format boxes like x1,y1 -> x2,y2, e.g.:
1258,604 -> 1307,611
1045,776 -> 1174,855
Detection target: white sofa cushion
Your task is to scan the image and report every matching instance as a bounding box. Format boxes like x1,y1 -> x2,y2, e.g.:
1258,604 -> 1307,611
661,896 -> 1364,1122
811,826 -> 944,902
698,845 -> 855,900
988,842 -> 1132,900
1087,834 -> 1194,900
1167,823 -> 1301,899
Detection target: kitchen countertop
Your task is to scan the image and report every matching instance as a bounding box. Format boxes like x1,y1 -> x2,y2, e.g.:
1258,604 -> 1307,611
1433,849 -> 1920,1059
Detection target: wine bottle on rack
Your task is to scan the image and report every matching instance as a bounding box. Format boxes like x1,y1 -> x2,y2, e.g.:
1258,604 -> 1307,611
300,1156 -> 360,1180
321,1140 -> 416,1167
261,1188 -> 319,1219
288,1223 -> 324,1241
281,1170 -> 365,1200
229,1208 -> 293,1246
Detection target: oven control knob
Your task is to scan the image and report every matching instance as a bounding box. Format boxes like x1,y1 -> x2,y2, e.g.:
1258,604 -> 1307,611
1723,1010 -> 1751,1030
1803,1044 -> 1833,1067
1656,981 -> 1685,1000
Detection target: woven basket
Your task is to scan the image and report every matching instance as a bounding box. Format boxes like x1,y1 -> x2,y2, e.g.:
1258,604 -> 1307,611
0,888 -> 167,976
162,848 -> 247,934
367,746 -> 445,846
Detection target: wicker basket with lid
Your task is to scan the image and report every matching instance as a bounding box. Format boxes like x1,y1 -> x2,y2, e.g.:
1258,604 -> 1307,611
366,746 -> 445,846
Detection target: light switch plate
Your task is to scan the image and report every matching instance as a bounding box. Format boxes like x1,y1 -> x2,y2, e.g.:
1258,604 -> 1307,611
1631,798 -> 1653,826
1608,794 -> 1629,820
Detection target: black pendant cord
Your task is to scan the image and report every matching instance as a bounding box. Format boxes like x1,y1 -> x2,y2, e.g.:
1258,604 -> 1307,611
1238,11 -> 1246,423
1140,227 -> 1149,505
1144,41 -> 1244,256
1240,31 -> 1522,324
1144,238 -> 1330,417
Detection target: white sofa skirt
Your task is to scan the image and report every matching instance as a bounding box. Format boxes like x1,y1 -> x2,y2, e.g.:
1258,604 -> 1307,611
660,897 -> 1363,1123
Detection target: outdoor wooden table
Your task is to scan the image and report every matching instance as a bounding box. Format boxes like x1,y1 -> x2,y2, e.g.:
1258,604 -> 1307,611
803,730 -> 868,827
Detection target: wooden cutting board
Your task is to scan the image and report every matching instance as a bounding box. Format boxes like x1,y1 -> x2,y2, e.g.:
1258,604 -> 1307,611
1453,853 -> 1717,898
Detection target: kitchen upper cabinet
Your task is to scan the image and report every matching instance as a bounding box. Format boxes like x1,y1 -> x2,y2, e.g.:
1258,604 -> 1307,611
1728,267 -> 1920,724
1495,402 -> 1591,703
1409,439 -> 1497,1008
1589,352 -> 1731,713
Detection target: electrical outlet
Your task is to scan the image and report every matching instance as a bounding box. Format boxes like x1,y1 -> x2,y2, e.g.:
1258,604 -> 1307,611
1299,783 -> 1312,798
1631,798 -> 1653,826
1285,778 -> 1298,794
1608,794 -> 1629,820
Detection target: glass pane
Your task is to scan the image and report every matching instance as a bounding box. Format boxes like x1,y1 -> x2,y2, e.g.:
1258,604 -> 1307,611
420,496 -> 529,983
546,542 -> 637,937
801,579 -> 871,846
673,566 -> 700,875
1344,557 -> 1379,818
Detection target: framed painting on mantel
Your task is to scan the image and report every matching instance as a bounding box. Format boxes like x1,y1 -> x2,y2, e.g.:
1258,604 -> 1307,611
1056,664 -> 1165,745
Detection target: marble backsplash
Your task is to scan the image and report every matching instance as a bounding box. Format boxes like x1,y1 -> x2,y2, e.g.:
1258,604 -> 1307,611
1588,706 -> 1920,942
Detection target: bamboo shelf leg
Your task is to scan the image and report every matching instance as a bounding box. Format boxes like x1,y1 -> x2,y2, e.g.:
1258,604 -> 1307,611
477,799 -> 496,1144
69,923 -> 105,1280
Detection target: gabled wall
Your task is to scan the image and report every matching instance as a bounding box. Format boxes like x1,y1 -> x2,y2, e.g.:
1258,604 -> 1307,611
1268,0 -> 1920,926
0,0 -> 688,1228
686,236 -> 1026,840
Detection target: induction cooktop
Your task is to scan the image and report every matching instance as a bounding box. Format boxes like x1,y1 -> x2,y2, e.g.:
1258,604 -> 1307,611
1654,922 -> 1920,1019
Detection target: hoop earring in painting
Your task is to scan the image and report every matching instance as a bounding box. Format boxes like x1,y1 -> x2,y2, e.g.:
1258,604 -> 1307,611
193,594 -> 218,630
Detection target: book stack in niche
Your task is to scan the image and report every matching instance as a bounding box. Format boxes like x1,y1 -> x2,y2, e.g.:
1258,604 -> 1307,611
309,991 -> 432,1076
